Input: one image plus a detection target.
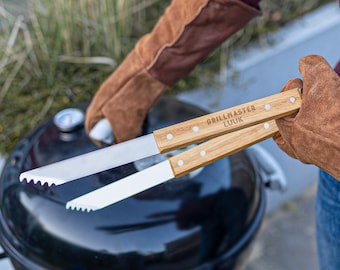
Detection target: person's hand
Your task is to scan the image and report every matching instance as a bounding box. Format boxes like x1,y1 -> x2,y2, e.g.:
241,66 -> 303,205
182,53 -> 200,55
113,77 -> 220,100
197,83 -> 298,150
274,55 -> 340,179
85,0 -> 261,146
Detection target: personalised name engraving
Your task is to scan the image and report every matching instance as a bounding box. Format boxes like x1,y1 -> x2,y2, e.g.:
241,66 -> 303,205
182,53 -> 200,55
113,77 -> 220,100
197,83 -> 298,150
206,105 -> 256,127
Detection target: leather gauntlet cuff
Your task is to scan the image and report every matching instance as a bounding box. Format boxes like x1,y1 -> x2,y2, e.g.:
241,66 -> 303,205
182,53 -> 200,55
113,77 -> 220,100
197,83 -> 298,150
138,0 -> 261,86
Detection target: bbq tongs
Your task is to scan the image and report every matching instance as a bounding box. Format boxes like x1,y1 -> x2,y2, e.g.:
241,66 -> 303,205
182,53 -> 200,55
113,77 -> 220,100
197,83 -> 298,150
20,88 -> 302,211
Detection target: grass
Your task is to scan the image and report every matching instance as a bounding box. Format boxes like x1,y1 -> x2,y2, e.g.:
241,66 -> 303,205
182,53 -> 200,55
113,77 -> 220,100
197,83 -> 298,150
0,0 -> 334,155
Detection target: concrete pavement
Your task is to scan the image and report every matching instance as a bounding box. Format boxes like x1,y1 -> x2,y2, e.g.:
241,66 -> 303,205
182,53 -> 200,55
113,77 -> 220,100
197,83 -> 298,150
246,184 -> 318,270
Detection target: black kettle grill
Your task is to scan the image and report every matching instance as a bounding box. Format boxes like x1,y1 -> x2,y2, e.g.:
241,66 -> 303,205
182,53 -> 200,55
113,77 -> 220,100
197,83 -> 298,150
0,97 -> 279,269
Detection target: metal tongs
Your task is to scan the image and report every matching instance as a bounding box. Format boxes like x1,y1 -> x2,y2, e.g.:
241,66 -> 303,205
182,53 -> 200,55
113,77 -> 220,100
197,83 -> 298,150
20,88 -> 302,211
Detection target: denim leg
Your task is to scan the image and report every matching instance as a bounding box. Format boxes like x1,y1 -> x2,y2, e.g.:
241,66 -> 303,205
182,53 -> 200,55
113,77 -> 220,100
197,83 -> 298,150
315,170 -> 340,270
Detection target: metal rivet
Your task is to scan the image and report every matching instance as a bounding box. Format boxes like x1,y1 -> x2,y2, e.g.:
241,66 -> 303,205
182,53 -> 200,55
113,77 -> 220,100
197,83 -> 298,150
264,104 -> 271,110
200,150 -> 206,157
289,96 -> 296,103
166,133 -> 173,140
263,123 -> 270,129
192,126 -> 200,132
177,160 -> 184,166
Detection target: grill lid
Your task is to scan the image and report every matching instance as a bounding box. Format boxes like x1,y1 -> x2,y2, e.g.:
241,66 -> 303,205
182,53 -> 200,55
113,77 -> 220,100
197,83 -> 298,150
0,97 -> 264,269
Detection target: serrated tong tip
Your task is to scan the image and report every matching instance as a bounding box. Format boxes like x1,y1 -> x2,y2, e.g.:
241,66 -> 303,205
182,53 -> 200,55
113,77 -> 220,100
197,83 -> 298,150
19,172 -> 64,187
66,202 -> 97,212
19,176 -> 56,187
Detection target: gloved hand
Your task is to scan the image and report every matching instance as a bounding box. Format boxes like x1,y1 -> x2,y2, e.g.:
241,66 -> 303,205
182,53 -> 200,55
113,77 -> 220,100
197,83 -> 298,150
274,55 -> 340,180
85,0 -> 261,145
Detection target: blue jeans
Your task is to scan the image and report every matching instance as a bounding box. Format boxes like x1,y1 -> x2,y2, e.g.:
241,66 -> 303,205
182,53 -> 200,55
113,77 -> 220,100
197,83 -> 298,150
315,170 -> 340,270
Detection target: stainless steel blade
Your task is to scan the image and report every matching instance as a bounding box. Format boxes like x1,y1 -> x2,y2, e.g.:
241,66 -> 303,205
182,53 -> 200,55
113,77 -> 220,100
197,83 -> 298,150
66,160 -> 174,211
19,134 -> 159,186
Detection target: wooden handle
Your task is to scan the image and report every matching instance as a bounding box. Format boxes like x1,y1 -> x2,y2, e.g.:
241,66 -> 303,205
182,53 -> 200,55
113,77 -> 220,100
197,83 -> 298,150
169,120 -> 279,177
153,88 -> 301,153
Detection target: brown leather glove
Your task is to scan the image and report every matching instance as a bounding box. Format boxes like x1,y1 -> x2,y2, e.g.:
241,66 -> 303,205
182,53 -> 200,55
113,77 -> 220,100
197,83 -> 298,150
274,55 -> 340,180
85,0 -> 261,145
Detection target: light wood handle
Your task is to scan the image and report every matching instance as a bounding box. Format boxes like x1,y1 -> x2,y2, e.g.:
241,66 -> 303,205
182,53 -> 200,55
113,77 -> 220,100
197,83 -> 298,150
153,88 -> 301,153
169,120 -> 279,177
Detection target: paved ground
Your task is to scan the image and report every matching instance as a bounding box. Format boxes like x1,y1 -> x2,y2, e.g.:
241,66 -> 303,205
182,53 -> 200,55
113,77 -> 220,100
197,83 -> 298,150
245,184 -> 318,270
